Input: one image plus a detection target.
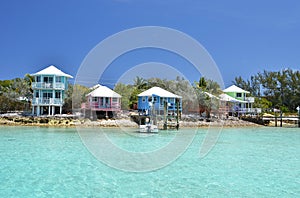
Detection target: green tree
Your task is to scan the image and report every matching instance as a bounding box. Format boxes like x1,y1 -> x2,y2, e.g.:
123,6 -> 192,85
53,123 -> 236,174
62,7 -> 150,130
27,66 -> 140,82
194,77 -> 222,118
114,83 -> 133,110
234,68 -> 300,112
133,76 -> 147,89
233,76 -> 251,92
253,97 -> 272,112
0,75 -> 33,113
63,84 -> 89,113
198,77 -> 207,89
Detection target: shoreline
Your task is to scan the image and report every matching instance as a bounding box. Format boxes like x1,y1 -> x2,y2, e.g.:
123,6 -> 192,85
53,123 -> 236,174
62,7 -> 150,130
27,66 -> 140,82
0,113 -> 263,128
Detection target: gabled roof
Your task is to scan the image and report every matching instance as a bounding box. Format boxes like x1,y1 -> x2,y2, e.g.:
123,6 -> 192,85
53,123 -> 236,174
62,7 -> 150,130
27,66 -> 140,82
31,65 -> 73,78
223,85 -> 249,93
87,84 -> 121,98
138,87 -> 181,98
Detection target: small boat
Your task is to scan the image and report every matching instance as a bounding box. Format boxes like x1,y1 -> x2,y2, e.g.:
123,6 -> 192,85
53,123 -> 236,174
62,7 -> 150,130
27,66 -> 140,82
139,117 -> 158,133
139,123 -> 158,133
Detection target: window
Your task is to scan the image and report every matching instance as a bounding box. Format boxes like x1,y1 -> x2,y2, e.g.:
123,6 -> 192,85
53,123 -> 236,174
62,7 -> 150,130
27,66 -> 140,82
153,97 -> 157,103
92,97 -> 98,102
55,91 -> 61,99
160,97 -> 165,105
142,97 -> 146,102
56,76 -> 62,83
44,76 -> 53,83
43,92 -> 53,99
36,76 -> 41,82
236,93 -> 242,97
112,98 -> 118,103
35,91 -> 39,98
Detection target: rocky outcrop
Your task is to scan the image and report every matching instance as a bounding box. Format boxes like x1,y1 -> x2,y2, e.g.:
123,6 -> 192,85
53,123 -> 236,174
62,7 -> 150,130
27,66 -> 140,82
0,113 -> 259,128
0,114 -> 138,127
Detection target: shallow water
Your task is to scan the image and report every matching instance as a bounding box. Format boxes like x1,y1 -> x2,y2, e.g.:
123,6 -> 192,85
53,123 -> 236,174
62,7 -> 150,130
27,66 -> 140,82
0,126 -> 299,197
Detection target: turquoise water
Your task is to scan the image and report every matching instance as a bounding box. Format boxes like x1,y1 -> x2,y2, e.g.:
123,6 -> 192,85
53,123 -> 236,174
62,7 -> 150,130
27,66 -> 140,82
0,126 -> 299,197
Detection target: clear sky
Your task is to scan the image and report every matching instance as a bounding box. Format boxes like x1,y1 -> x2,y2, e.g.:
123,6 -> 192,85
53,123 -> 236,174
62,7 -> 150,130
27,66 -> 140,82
1,0 -> 299,87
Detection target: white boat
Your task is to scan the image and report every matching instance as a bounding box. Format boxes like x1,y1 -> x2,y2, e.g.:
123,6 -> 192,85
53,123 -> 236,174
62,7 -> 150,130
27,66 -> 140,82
139,123 -> 158,133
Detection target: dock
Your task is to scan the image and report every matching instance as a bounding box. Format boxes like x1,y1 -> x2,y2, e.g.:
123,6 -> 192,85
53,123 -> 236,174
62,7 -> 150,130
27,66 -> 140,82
262,116 -> 299,127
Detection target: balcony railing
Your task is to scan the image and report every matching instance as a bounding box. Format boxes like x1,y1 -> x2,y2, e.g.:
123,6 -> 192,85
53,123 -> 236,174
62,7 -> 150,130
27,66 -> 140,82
32,82 -> 65,89
32,98 -> 63,105
86,102 -> 121,110
235,107 -> 262,113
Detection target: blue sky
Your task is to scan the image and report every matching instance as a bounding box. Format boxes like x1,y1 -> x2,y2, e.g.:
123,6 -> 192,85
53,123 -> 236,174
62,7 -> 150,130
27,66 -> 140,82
0,0 -> 299,87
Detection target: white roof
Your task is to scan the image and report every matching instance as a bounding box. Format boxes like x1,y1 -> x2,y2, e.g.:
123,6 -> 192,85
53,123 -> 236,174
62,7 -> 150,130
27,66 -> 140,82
138,87 -> 181,98
31,65 -> 73,78
223,85 -> 249,93
87,84 -> 121,98
204,92 -> 219,99
219,93 -> 247,103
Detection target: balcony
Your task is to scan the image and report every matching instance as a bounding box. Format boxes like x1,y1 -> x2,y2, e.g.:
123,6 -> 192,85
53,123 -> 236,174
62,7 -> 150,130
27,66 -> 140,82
32,98 -> 63,105
235,107 -> 262,114
32,82 -> 65,89
85,102 -> 121,111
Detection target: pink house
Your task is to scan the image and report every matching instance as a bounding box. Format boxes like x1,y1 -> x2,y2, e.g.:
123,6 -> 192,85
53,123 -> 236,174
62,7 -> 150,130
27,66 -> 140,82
82,84 -> 121,118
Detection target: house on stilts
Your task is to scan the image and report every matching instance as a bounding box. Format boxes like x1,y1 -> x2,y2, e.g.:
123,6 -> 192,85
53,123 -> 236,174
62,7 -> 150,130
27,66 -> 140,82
82,84 -> 121,119
221,85 -> 257,116
31,65 -> 73,116
137,86 -> 182,130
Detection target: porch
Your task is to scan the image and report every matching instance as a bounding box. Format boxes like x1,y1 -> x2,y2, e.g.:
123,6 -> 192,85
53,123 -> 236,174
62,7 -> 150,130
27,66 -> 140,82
32,82 -> 65,89
32,98 -> 63,105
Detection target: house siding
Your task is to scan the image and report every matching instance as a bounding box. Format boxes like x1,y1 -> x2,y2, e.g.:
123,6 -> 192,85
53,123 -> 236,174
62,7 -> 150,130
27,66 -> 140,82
138,95 -> 182,115
31,68 -> 72,116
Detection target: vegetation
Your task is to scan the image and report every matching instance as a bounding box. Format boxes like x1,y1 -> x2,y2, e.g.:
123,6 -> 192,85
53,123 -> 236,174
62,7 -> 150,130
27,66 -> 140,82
115,76 -> 194,110
194,77 -> 222,118
0,74 -> 33,113
63,84 -> 90,113
114,83 -> 134,110
0,68 -> 298,116
114,76 -> 221,117
233,68 -> 300,112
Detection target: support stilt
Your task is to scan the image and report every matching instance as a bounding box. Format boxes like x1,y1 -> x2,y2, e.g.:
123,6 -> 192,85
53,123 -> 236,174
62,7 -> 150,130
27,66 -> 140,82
163,101 -> 168,130
176,98 -> 180,130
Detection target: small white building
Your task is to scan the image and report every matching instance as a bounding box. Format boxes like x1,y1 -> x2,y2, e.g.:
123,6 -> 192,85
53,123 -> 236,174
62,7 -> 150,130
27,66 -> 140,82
31,65 -> 73,116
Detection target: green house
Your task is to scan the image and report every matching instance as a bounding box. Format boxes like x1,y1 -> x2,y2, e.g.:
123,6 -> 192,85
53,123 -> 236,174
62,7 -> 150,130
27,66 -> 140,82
223,85 -> 255,114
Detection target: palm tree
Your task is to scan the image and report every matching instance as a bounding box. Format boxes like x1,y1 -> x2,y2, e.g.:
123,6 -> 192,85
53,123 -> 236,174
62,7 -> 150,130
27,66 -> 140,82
133,76 -> 147,89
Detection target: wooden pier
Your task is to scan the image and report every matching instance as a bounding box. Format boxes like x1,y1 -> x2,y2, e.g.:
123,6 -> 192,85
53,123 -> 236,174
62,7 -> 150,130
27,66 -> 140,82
262,116 -> 299,127
242,115 -> 300,128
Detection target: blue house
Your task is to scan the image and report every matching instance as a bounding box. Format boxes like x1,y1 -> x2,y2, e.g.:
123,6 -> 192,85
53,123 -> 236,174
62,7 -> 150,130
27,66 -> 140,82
31,65 -> 73,116
137,87 -> 182,115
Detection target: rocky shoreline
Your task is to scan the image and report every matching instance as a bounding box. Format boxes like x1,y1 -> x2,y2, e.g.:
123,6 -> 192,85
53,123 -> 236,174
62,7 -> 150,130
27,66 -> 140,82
0,113 -> 261,128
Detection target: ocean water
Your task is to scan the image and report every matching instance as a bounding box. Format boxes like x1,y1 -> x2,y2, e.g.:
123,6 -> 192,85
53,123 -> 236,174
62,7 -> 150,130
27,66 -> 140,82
0,126 -> 299,197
